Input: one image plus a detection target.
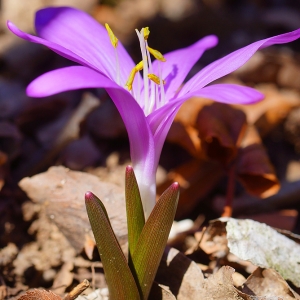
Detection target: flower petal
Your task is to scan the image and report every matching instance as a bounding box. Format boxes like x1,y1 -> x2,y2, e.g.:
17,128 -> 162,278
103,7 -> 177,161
152,35 -> 218,100
7,21 -> 98,72
8,7 -> 135,85
147,84 -> 264,165
179,28 -> 300,96
27,65 -> 156,216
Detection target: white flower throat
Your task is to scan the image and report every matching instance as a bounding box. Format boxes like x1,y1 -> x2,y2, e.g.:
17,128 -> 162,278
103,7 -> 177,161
105,24 -> 166,116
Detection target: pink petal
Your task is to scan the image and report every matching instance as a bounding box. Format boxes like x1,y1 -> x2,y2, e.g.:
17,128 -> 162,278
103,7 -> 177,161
27,65 -> 156,215
152,35 -> 218,100
179,28 -> 300,96
148,84 -> 264,165
8,7 -> 135,85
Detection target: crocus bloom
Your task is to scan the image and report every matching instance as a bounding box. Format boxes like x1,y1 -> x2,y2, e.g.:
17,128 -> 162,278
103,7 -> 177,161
7,7 -> 300,218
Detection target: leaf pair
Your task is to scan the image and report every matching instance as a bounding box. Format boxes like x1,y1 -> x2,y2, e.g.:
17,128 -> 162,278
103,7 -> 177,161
85,166 -> 179,300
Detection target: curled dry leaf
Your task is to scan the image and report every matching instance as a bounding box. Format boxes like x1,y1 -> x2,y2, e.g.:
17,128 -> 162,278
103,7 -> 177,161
235,83 -> 300,136
17,289 -> 62,300
200,266 -> 242,300
226,218 -> 300,287
157,159 -> 224,219
240,268 -> 300,300
196,102 -> 247,165
155,247 -> 204,299
51,262 -> 74,296
19,166 -> 127,254
163,98 -> 279,217
197,219 -> 229,258
237,143 -> 280,198
155,247 -> 258,300
168,99 -> 248,164
149,282 -> 176,300
167,97 -> 213,158
237,125 -> 280,198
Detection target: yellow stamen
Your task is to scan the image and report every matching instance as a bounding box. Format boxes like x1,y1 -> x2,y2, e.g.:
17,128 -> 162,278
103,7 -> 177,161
105,23 -> 118,48
135,60 -> 144,71
125,61 -> 144,91
142,27 -> 150,40
147,46 -> 166,62
125,69 -> 136,91
148,73 -> 165,85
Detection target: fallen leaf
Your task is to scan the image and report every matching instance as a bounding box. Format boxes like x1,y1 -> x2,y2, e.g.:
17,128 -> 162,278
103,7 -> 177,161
167,97 -> 212,158
200,266 -> 242,300
236,125 -> 280,198
196,102 -> 247,164
19,166 -> 127,254
149,282 -> 176,300
240,268 -> 300,299
198,219 -> 229,258
226,218 -> 300,287
155,247 -> 204,299
51,262 -> 74,295
17,289 -> 62,300
237,144 -> 280,198
0,284 -> 7,300
235,84 -> 300,136
157,159 -> 224,219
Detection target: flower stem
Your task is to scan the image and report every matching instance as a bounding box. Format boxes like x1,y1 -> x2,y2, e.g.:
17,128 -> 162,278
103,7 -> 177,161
222,162 -> 236,217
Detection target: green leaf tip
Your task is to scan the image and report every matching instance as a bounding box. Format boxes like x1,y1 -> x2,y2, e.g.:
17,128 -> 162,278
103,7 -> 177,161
130,182 -> 180,300
85,191 -> 141,300
125,165 -> 145,266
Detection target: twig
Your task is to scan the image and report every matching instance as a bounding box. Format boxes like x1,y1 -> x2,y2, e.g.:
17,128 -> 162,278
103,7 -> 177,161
63,279 -> 90,300
222,162 -> 236,217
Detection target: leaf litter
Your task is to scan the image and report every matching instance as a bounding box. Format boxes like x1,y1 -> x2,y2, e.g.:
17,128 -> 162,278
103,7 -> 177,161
2,1 -> 300,299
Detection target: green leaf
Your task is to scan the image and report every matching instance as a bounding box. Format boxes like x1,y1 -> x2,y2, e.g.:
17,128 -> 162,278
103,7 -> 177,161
85,191 -> 141,300
131,183 -> 180,300
125,166 -> 145,265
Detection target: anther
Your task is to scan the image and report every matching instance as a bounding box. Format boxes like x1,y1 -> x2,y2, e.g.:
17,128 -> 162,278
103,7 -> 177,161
147,46 -> 166,62
142,27 -> 150,40
135,61 -> 144,71
125,61 -> 144,91
148,74 -> 165,85
105,23 -> 118,48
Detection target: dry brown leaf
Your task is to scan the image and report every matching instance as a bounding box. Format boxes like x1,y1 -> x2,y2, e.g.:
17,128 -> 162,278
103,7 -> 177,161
149,282 -> 177,300
155,247 -> 205,299
51,262 -> 74,296
240,268 -> 300,299
237,143 -> 280,198
235,125 -> 280,198
17,289 -> 62,300
167,97 -> 213,158
19,166 -> 127,254
157,159 -> 224,219
165,96 -> 280,214
167,120 -> 202,159
0,284 -> 7,300
235,84 -> 300,136
198,219 -> 229,258
196,102 -> 247,164
201,266 -> 243,300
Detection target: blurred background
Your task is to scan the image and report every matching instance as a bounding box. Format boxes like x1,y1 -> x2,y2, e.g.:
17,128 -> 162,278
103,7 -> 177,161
2,1 -> 300,297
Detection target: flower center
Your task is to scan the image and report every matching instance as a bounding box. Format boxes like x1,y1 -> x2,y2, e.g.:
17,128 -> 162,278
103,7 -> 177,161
105,24 -> 166,116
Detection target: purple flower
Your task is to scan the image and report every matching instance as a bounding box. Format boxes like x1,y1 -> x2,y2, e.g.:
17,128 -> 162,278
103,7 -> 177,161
7,7 -> 300,217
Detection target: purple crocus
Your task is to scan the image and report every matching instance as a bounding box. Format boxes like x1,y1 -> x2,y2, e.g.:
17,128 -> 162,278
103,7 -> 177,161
7,7 -> 300,218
